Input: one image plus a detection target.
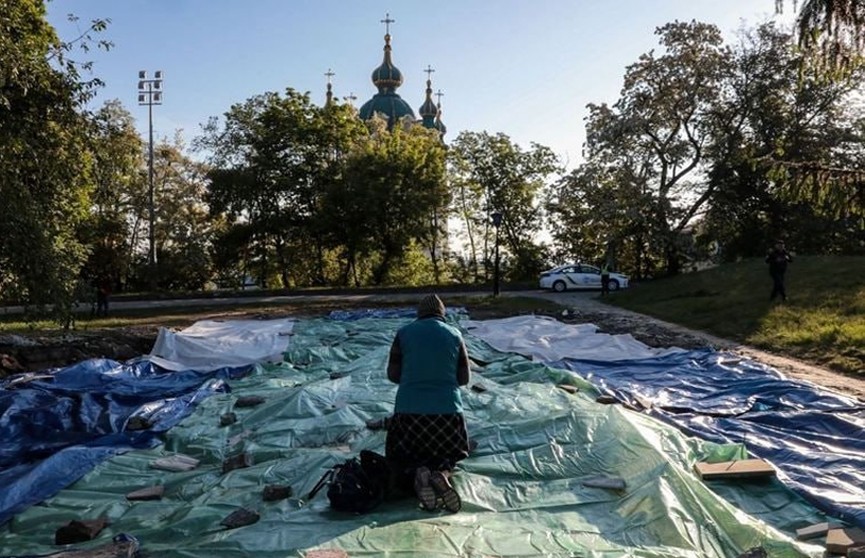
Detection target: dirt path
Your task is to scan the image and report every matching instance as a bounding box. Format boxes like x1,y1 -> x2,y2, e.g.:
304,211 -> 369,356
529,291 -> 865,402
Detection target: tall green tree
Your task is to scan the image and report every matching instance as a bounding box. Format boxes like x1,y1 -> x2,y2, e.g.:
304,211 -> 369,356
581,21 -> 732,275
448,131 -> 560,281
79,100 -> 146,291
0,1 -> 108,323
199,90 -> 365,288
703,22 -> 865,257
326,118 -> 448,285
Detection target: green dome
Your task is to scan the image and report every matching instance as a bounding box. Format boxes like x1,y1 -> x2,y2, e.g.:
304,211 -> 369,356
418,79 -> 437,128
359,93 -> 416,127
360,33 -> 415,128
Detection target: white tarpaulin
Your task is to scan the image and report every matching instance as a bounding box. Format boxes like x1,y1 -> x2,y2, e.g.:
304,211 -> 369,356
463,314 -> 686,362
148,319 -> 295,370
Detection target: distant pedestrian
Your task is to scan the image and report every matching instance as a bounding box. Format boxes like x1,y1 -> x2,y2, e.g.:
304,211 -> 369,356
600,263 -> 611,296
95,276 -> 112,317
765,240 -> 792,302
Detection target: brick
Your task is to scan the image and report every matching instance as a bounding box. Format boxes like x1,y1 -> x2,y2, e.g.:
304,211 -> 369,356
694,459 -> 775,480
262,484 -> 293,502
220,412 -> 237,426
848,546 -> 865,558
582,476 -> 626,490
55,517 -> 108,545
220,508 -> 259,529
150,454 -> 200,472
557,384 -> 579,394
222,452 -> 253,474
596,395 -> 617,404
124,416 -> 151,431
234,395 -> 265,408
796,521 -> 841,541
126,485 -> 164,501
827,528 -> 865,555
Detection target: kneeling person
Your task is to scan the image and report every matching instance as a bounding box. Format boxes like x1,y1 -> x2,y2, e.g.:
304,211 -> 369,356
385,294 -> 470,513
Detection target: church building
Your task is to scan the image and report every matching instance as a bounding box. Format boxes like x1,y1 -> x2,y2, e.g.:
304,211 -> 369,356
325,14 -> 446,139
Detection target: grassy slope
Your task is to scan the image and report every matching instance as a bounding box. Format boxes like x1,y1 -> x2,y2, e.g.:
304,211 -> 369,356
609,256 -> 865,375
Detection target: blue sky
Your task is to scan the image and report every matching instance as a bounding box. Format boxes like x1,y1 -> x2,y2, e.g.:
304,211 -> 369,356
47,1 -> 793,167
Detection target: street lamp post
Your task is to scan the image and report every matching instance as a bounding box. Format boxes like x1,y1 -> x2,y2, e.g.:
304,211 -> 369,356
492,212 -> 503,296
137,70 -> 163,290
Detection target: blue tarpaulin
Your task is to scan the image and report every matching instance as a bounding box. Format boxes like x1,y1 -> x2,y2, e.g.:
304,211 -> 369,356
0,358 -> 251,525
554,350 -> 865,528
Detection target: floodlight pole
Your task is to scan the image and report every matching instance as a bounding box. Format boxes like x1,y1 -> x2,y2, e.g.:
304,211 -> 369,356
147,81 -> 155,288
137,71 -> 163,291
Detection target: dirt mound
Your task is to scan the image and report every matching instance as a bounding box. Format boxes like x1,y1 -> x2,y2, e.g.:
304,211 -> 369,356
0,328 -> 157,375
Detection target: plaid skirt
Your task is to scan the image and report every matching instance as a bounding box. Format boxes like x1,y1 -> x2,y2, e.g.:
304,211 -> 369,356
385,413 -> 469,473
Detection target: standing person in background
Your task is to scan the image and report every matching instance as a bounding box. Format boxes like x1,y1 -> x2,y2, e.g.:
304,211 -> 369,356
600,262 -> 611,296
765,240 -> 793,302
385,294 -> 470,513
95,275 -> 112,317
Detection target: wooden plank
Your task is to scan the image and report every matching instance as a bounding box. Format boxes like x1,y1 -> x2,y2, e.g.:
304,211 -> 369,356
694,459 -> 775,480
826,528 -> 865,555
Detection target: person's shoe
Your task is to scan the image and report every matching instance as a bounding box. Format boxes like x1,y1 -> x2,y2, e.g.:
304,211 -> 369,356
429,470 -> 461,513
414,467 -> 437,511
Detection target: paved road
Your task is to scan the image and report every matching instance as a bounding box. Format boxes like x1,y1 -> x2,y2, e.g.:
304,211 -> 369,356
0,289 -> 600,315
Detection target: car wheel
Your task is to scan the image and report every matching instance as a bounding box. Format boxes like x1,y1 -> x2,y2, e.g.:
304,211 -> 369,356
553,280 -> 567,292
608,279 -> 620,291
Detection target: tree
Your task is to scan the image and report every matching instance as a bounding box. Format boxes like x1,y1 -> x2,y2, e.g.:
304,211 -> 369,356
582,21 -> 732,275
703,22 -> 865,258
0,1 -> 109,324
777,0 -> 865,75
327,119 -> 448,285
199,89 -> 365,288
79,100 -> 146,292
448,131 -> 560,281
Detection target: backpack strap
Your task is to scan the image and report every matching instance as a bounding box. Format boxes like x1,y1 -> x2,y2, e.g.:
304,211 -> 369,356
306,468 -> 335,501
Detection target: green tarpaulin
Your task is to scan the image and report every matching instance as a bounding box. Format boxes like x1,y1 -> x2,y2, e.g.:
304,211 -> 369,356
0,317 -> 827,557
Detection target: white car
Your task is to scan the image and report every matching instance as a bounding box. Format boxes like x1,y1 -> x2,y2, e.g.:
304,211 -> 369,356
539,264 -> 630,292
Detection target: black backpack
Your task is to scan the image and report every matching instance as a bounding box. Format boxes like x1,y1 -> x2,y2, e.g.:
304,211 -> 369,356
307,450 -> 388,513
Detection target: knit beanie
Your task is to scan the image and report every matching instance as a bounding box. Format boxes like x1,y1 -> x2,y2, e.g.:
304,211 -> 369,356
417,294 -> 446,318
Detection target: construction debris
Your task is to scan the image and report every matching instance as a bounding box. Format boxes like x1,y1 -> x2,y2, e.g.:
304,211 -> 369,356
220,412 -> 238,426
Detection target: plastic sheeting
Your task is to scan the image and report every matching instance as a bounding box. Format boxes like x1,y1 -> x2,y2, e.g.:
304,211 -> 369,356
463,315 -> 686,362
0,318 -> 825,558
553,351 -> 865,529
149,319 -> 295,371
0,359 -> 250,525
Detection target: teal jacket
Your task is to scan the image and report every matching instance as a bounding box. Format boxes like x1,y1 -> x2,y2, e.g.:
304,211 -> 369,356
387,317 -> 470,415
